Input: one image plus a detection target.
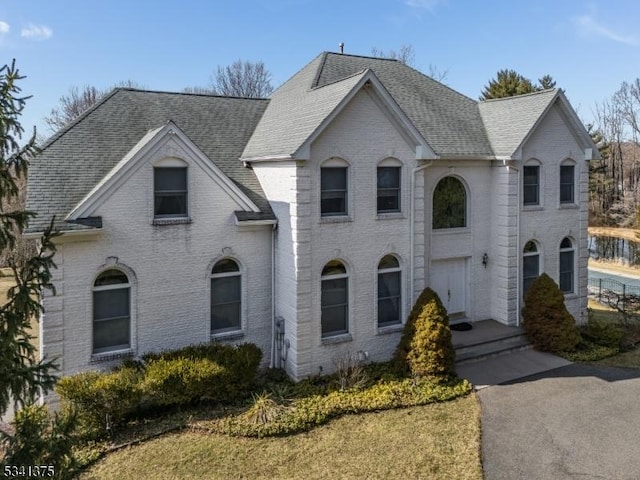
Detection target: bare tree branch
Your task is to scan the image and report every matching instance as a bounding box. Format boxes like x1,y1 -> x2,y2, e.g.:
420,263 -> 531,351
209,60 -> 273,98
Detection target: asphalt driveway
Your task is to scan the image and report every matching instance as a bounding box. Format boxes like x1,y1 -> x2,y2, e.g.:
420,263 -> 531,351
479,364 -> 640,480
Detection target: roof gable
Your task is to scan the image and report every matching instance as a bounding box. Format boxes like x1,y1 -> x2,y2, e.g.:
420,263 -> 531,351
26,89 -> 273,233
67,121 -> 261,221
243,52 -> 493,159
479,89 -> 599,160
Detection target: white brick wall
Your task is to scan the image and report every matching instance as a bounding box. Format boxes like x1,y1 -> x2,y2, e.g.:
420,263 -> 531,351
520,104 -> 587,324
42,139 -> 273,380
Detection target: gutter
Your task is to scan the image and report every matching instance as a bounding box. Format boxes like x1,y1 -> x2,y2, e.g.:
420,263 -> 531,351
23,228 -> 103,240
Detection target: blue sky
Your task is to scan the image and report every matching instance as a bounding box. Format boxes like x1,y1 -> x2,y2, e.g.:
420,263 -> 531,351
1,0 -> 639,139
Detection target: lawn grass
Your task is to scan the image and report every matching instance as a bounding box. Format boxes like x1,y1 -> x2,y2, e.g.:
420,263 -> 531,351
80,395 -> 481,480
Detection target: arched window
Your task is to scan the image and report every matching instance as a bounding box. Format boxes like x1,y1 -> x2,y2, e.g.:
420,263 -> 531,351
211,259 -> 241,334
93,269 -> 131,354
559,237 -> 575,293
378,255 -> 401,327
321,260 -> 349,337
523,241 -> 540,296
433,176 -> 466,229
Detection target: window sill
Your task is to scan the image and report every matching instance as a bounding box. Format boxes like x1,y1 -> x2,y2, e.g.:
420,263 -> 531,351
559,203 -> 579,210
211,330 -> 245,341
563,293 -> 578,299
432,227 -> 470,236
153,216 -> 191,226
522,205 -> 543,212
90,348 -> 134,363
377,323 -> 403,335
321,333 -> 352,345
320,216 -> 352,224
376,212 -> 405,220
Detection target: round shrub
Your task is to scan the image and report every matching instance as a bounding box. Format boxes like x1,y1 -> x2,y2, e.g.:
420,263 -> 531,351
392,287 -> 455,378
521,273 -> 580,352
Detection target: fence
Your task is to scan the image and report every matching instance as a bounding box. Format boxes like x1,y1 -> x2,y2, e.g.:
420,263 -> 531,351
588,276 -> 640,313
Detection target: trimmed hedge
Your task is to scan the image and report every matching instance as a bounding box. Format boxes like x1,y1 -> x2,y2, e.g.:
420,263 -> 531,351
393,288 -> 455,378
56,343 -> 262,438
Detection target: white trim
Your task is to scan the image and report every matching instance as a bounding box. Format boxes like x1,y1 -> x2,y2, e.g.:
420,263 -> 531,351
23,228 -> 103,239
294,70 -> 437,161
67,121 -> 261,221
234,218 -> 278,227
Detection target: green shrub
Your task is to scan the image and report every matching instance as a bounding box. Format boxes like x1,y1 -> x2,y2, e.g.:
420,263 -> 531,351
209,376 -> 471,437
521,273 -> 580,353
141,357 -> 229,406
581,314 -> 625,349
561,340 -> 619,362
392,288 -> 455,378
0,404 -> 80,479
56,367 -> 143,437
143,342 -> 262,396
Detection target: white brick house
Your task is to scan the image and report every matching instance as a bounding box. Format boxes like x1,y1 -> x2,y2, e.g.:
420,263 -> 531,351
26,52 -> 597,380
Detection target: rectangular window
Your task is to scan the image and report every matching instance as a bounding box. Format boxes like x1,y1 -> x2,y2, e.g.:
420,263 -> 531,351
378,270 -> 401,326
377,167 -> 401,213
154,167 -> 188,217
523,166 -> 540,206
211,275 -> 241,333
93,288 -> 130,353
321,277 -> 348,337
559,250 -> 574,293
560,165 -> 575,204
321,167 -> 348,216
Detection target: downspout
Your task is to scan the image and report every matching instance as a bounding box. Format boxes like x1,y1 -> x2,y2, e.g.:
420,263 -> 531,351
269,222 -> 277,368
410,160 -> 434,303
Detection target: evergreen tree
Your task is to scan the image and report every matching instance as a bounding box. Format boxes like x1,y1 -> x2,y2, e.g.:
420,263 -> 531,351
480,70 -> 557,100
0,61 -> 77,476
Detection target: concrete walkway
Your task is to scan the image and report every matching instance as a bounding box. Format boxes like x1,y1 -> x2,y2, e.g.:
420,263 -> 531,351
456,349 -> 572,389
477,363 -> 640,480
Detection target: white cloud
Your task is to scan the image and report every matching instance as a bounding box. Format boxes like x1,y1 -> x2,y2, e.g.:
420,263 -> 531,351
0,21 -> 9,35
21,23 -> 52,40
572,13 -> 638,46
404,0 -> 445,11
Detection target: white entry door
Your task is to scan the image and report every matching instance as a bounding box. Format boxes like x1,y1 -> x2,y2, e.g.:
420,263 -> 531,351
430,258 -> 467,316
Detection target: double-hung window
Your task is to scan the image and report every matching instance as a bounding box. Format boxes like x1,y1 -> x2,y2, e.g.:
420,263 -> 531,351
321,167 -> 348,216
93,269 -> 131,354
377,167 -> 401,213
559,237 -> 574,293
211,259 -> 242,334
523,241 -> 540,296
154,167 -> 188,217
321,260 -> 349,337
560,164 -> 575,204
378,255 -> 401,327
523,165 -> 540,206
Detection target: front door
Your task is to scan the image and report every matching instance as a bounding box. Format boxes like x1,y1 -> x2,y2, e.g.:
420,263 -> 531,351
430,258 -> 467,316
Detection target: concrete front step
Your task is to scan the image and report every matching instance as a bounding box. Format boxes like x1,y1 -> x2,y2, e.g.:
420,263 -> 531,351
455,332 -> 532,364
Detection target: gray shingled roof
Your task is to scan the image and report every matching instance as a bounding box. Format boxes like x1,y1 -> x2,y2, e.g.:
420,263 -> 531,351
244,52 -> 495,159
242,58 -> 369,159
26,89 -> 272,233
478,89 -> 558,157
